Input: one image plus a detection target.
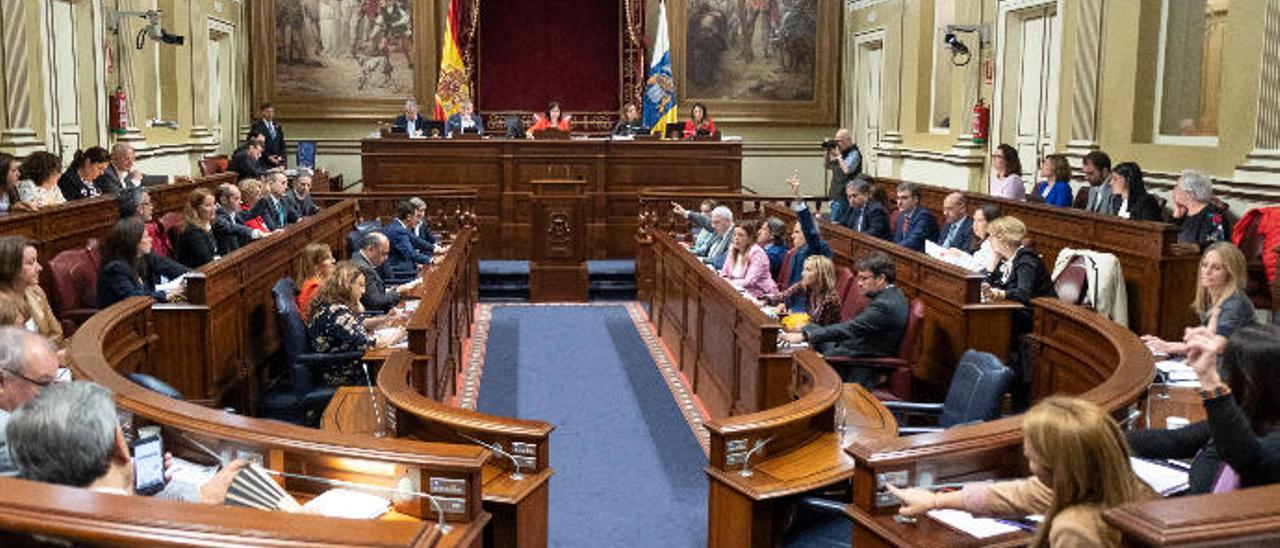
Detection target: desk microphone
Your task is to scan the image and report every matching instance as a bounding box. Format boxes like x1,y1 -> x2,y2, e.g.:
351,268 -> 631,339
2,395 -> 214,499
458,433 -> 525,481
1119,406 -> 1142,430
361,362 -> 386,438
740,436 -> 774,477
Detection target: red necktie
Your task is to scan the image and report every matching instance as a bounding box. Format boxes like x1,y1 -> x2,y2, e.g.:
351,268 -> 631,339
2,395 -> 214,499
902,210 -> 911,236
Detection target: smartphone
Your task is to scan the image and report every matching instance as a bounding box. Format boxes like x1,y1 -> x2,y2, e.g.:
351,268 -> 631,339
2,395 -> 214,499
131,435 -> 166,496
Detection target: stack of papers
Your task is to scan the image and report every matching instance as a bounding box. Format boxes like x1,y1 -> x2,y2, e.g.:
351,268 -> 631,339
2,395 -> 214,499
302,488 -> 391,520
155,274 -> 187,294
925,241 -> 981,272
1155,360 -> 1200,387
403,299 -> 421,313
1130,457 -> 1189,496
926,509 -> 1022,538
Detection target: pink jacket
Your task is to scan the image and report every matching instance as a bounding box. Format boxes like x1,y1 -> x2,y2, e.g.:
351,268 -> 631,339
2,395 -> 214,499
721,244 -> 779,298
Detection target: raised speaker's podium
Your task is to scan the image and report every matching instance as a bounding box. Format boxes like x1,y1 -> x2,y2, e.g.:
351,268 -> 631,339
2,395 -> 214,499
530,179 -> 589,301
530,128 -> 570,140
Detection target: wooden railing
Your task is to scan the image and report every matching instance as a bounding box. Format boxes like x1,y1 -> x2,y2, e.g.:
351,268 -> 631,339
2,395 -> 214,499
1104,484 -> 1280,546
66,295 -> 493,546
311,189 -> 479,237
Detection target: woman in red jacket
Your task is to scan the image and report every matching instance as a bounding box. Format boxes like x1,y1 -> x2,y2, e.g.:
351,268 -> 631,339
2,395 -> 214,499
682,102 -> 716,139
526,101 -> 571,137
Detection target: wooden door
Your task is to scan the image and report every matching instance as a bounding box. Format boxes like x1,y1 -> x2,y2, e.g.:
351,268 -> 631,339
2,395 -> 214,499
999,4 -> 1060,177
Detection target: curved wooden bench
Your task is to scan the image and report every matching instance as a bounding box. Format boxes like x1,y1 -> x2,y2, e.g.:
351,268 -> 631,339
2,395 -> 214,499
1104,484 -> 1280,546
67,296 -> 491,547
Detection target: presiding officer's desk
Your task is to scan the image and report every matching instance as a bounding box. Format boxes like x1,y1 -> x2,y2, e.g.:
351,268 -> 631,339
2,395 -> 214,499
66,296 -> 492,547
361,138 -> 742,259
899,178 -> 1203,341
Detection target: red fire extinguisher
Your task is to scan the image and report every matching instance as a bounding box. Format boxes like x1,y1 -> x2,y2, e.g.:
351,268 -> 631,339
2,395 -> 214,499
109,87 -> 128,135
971,98 -> 990,144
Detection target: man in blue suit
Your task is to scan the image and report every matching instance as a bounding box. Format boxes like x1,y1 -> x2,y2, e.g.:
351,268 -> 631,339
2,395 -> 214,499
932,192 -> 973,251
836,179 -> 890,241
445,101 -> 484,137
382,199 -> 434,275
392,100 -> 431,136
891,182 -> 939,252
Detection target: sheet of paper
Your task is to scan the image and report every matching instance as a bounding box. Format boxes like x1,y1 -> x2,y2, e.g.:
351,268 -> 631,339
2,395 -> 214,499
1130,457 -> 1189,496
301,488 -> 390,520
403,299 -> 421,313
155,274 -> 187,294
925,241 -> 981,272
926,509 -> 1021,538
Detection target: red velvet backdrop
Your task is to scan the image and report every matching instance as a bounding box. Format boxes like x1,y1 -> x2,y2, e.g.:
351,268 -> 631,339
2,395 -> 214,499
477,0 -> 621,118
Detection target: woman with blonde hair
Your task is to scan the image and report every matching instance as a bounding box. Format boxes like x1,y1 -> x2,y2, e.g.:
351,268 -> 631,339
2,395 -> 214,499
888,396 -> 1154,547
175,188 -> 219,268
306,261 -> 404,386
1142,242 -> 1254,356
763,255 -> 842,328
296,242 -> 336,318
982,216 -> 1055,408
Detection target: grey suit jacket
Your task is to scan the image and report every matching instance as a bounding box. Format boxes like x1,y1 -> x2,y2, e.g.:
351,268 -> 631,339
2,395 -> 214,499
351,251 -> 398,312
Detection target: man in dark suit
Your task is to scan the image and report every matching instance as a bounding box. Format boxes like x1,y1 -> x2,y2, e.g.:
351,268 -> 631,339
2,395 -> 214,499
351,232 -> 400,313
786,251 -> 909,387
1074,150 -> 1113,213
407,197 -> 441,252
96,144 -> 170,193
284,169 -> 321,218
933,192 -> 974,251
250,173 -> 298,231
444,100 -> 484,137
230,141 -> 268,180
392,99 -> 431,137
250,103 -> 286,169
837,179 -> 890,240
891,182 -> 939,252
212,183 -> 263,255
382,200 -> 434,275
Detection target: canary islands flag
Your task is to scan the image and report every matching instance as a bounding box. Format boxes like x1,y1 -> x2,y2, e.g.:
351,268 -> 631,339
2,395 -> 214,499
433,0 -> 470,120
643,1 -> 677,135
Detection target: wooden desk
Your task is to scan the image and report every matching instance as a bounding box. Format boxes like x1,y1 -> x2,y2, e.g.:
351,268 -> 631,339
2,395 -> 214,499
901,179 -> 1202,341
361,138 -> 742,259
1104,484 -> 1280,546
322,386 -> 389,436
67,296 -> 492,547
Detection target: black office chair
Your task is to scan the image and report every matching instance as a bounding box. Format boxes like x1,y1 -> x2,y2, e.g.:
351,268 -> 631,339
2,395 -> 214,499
127,373 -> 184,400
258,278 -> 359,426
882,350 -> 1012,434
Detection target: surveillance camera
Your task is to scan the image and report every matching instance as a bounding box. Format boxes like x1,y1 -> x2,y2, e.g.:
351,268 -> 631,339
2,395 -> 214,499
145,11 -> 184,46
944,33 -> 970,56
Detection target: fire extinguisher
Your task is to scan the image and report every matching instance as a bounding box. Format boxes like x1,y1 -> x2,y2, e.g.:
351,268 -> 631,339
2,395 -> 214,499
971,98 -> 990,144
109,87 -> 128,135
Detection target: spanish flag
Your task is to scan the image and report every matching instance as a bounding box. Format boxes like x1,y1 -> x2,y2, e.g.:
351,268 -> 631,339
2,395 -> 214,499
433,0 -> 470,120
643,0 -> 677,135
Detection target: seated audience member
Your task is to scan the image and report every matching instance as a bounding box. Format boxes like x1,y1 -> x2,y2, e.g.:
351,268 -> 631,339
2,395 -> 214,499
720,221 -> 778,298
306,262 -> 405,386
764,255 -> 842,328
783,177 -> 833,310
236,179 -> 271,233
382,200 -> 433,274
297,243 -> 336,318
673,203 -> 733,269
97,218 -> 189,308
97,144 -> 170,193
445,100 -> 484,137
230,141 -> 268,180
17,151 -> 66,209
526,101 -> 571,137
0,327 -> 61,476
0,292 -> 28,326
1030,154 -> 1073,207
212,183 -> 264,255
6,380 -> 245,502
685,199 -> 717,242
116,188 -> 173,258
0,237 -> 63,346
783,251 -> 907,386
407,197 -> 441,254
174,189 -> 219,269
682,102 -> 716,139
1127,319 -> 1280,494
1109,162 -> 1163,222
982,216 -> 1055,408
58,147 -> 110,201
889,396 -> 1154,547
943,203 -> 1002,273
285,169 -> 321,218
350,232 -> 400,313
838,179 -> 891,241
989,144 -> 1025,201
1172,169 -> 1232,250
250,173 -> 297,231
612,103 -> 646,137
0,153 -> 34,213
251,103 -> 286,168
1142,242 -> 1255,355
1075,150 -> 1114,213
393,99 -> 431,136
891,182 -> 939,252
933,192 -> 973,251
756,217 -> 789,279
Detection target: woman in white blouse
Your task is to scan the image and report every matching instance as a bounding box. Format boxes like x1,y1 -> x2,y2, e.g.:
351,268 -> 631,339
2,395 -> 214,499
16,151 -> 66,209
989,143 -> 1025,201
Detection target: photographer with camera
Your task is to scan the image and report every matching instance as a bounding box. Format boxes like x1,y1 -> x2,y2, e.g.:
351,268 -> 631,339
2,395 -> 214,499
823,129 -> 862,222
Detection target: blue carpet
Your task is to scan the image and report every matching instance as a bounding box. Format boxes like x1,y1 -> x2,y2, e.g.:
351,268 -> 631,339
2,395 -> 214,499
476,305 -> 707,547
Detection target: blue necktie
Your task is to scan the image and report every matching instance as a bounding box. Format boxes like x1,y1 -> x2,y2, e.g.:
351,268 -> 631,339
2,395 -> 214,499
943,222 -> 959,247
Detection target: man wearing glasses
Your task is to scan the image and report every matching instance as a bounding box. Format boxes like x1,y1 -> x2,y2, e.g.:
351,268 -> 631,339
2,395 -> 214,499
891,182 -> 939,252
0,327 -> 59,476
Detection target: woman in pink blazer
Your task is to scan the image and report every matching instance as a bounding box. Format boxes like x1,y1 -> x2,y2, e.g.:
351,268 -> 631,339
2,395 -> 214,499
721,221 -> 779,298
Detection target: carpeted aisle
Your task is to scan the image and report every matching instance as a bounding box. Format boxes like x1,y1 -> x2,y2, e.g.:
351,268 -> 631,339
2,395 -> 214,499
476,305 -> 708,547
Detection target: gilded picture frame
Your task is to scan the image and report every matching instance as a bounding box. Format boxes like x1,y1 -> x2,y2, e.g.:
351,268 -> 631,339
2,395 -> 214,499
250,0 -> 437,120
669,0 -> 839,125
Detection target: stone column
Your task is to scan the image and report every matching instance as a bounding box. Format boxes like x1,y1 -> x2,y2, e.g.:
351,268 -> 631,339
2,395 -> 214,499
1065,0 -> 1104,159
0,0 -> 41,154
1235,0 -> 1280,185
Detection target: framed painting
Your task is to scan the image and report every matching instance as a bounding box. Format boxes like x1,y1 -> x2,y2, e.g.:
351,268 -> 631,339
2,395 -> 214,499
250,0 -> 437,120
669,0 -> 839,125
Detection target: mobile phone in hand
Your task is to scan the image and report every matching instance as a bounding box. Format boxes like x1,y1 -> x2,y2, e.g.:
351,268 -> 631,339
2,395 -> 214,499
131,435 -> 166,496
